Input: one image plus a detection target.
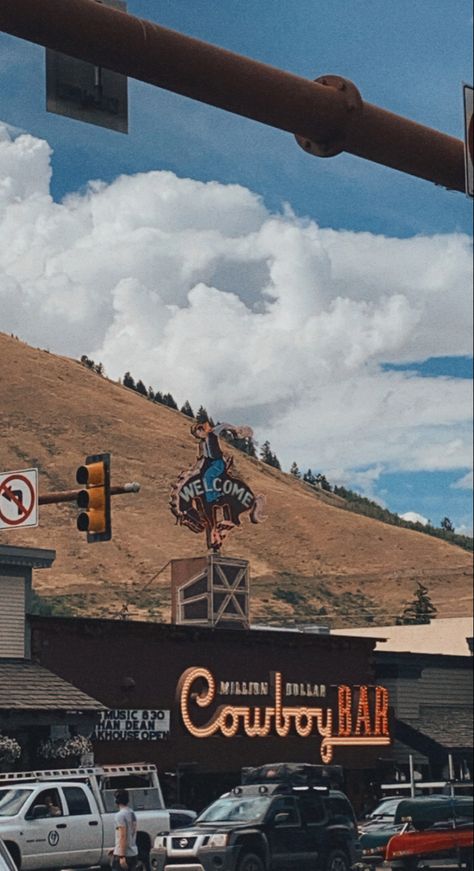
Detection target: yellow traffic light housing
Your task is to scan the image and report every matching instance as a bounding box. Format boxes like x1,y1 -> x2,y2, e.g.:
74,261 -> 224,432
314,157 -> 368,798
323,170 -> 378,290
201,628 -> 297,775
76,452 -> 111,542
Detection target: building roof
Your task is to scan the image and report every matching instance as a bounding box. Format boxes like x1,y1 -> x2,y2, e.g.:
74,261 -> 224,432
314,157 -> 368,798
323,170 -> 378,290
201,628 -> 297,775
417,707 -> 474,750
0,545 -> 56,569
0,660 -> 104,711
332,618 -> 473,656
396,707 -> 473,756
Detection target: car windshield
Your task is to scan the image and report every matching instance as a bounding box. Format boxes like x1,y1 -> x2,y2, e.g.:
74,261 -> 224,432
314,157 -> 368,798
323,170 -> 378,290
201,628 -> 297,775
0,788 -> 33,817
197,795 -> 272,824
369,799 -> 401,819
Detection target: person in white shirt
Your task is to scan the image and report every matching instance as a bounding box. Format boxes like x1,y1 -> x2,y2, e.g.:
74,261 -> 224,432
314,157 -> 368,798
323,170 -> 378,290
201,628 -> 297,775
111,789 -> 138,871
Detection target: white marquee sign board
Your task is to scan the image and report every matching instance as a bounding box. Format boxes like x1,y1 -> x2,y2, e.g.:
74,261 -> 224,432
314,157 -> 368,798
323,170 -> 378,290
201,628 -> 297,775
0,468 -> 39,529
93,709 -> 170,741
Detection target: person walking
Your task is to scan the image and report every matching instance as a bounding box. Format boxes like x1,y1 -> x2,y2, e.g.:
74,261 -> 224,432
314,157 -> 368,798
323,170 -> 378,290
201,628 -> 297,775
111,789 -> 138,871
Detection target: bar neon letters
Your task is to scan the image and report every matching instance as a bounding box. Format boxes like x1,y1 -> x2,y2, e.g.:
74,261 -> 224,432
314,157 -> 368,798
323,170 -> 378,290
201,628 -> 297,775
178,667 -> 390,763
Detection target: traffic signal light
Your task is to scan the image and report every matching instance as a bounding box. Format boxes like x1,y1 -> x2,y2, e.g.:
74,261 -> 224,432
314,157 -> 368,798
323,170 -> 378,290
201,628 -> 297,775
76,452 -> 111,542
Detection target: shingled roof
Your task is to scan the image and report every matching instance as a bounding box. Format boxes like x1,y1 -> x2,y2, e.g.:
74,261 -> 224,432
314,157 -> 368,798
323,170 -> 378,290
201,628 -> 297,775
416,707 -> 474,750
396,707 -> 473,758
0,660 -> 104,711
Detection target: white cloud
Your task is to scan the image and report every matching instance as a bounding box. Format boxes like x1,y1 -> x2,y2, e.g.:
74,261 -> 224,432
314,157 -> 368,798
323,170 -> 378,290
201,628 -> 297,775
452,470 -> 474,490
399,511 -> 429,526
0,123 -> 472,491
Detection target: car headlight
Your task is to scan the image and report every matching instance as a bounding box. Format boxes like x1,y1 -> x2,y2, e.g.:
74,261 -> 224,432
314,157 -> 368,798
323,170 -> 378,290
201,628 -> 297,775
153,836 -> 167,849
207,833 -> 229,848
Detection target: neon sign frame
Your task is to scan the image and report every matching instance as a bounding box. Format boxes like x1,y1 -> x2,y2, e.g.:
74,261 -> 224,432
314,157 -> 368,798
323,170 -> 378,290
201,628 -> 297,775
178,667 -> 391,763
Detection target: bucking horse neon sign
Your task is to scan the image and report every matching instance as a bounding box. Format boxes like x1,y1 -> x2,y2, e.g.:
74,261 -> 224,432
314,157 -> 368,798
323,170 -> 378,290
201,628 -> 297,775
170,422 -> 266,550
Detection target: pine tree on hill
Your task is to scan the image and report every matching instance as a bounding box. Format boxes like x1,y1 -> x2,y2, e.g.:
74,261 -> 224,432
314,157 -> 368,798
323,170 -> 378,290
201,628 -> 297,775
123,371 -> 135,390
240,435 -> 257,458
260,440 -> 281,470
135,379 -> 148,397
196,406 -> 210,423
441,516 -> 455,532
260,440 -> 272,464
180,400 -> 195,418
303,469 -> 316,485
290,462 -> 301,478
396,582 -> 438,625
163,393 -> 178,410
316,473 -> 332,492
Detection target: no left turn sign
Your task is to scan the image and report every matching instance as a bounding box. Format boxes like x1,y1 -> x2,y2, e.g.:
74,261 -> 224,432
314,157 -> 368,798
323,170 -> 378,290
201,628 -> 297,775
0,468 -> 39,529
463,83 -> 473,198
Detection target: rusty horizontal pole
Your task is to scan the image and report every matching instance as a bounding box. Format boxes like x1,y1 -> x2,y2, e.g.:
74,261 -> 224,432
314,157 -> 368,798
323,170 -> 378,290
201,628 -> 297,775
39,482 -> 140,505
0,0 -> 465,191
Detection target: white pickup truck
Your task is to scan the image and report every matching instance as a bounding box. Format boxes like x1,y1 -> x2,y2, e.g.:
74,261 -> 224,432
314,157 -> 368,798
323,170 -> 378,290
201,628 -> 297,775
0,763 -> 170,871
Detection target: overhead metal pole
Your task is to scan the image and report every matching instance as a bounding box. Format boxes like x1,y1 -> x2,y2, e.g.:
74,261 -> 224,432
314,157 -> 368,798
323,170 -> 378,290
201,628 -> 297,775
39,482 -> 140,505
0,0 -> 466,191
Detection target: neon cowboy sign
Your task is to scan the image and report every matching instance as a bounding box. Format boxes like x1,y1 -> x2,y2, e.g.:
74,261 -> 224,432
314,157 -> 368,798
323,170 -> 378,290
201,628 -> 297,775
170,421 -> 265,550
178,667 -> 391,764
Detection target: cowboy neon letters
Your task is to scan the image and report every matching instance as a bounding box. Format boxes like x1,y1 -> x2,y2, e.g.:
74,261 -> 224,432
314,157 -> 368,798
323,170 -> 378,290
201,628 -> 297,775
180,477 -> 254,507
179,668 -> 390,764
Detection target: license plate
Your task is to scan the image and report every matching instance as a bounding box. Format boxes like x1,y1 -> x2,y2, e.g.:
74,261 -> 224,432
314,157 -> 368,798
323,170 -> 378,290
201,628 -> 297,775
164,865 -> 204,871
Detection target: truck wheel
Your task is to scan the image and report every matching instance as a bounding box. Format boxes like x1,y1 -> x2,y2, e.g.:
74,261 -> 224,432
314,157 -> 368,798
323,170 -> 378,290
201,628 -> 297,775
237,853 -> 265,871
4,844 -> 21,870
325,849 -> 350,871
461,849 -> 473,871
392,861 -> 418,871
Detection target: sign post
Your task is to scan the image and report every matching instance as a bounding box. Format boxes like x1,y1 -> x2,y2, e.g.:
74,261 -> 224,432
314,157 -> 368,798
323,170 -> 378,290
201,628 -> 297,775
46,0 -> 128,133
0,468 -> 39,529
463,84 -> 473,198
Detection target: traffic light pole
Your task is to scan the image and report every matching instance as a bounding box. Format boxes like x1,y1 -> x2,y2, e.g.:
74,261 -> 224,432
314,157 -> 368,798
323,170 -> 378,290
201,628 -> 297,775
0,0 -> 466,192
39,482 -> 140,506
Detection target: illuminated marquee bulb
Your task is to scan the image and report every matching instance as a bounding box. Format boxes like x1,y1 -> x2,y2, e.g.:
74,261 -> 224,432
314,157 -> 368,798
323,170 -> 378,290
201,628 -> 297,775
354,686 -> 371,736
178,667 -> 221,739
338,685 -> 352,737
374,686 -> 389,736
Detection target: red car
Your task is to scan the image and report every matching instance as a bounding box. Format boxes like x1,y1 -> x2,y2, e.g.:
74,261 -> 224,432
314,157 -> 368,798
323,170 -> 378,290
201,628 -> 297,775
386,797 -> 473,871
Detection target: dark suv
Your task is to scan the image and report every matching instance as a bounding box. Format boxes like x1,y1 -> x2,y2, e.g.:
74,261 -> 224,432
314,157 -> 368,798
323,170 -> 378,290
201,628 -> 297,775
150,780 -> 361,871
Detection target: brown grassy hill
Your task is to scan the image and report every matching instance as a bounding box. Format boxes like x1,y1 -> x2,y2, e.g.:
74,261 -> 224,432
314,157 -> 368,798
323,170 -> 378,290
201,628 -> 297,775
1,332 -> 472,627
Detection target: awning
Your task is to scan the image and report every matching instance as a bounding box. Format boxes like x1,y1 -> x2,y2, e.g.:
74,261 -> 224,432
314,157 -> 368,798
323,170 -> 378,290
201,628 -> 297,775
0,659 -> 104,726
396,707 -> 473,760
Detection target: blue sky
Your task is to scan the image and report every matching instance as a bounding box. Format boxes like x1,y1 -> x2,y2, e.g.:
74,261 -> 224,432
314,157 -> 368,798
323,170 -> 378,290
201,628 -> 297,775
0,0 -> 473,533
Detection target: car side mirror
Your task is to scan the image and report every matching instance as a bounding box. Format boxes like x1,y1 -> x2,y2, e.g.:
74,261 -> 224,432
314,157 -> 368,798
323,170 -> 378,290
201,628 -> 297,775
30,805 -> 49,820
274,812 -> 291,826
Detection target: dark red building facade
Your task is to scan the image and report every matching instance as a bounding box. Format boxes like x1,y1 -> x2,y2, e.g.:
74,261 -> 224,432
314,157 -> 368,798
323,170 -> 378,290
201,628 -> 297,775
31,616 -> 392,811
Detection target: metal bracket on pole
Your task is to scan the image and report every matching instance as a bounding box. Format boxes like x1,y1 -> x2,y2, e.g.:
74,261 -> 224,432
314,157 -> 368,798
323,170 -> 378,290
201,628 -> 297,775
295,74 -> 363,157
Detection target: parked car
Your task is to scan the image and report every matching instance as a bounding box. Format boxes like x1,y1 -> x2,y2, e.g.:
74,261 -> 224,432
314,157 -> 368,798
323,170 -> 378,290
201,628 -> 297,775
151,773 -> 361,871
360,796 -> 404,827
359,795 -> 473,869
358,797 -> 410,865
0,763 -> 170,871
